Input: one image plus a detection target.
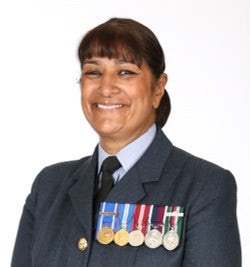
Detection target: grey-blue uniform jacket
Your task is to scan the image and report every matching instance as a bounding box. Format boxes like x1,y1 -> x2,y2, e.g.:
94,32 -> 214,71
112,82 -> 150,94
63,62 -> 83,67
11,129 -> 241,266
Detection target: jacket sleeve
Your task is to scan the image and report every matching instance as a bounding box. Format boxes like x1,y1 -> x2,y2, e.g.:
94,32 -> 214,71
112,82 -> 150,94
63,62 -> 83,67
11,172 -> 40,267
182,170 -> 241,266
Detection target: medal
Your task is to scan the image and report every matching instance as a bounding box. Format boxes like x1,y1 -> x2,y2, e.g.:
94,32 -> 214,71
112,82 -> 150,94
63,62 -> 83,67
114,203 -> 135,246
145,228 -> 162,249
162,229 -> 179,250
128,229 -> 145,247
128,204 -> 149,247
144,205 -> 165,249
97,226 -> 115,245
96,202 -> 118,245
162,206 -> 184,250
114,228 -> 129,246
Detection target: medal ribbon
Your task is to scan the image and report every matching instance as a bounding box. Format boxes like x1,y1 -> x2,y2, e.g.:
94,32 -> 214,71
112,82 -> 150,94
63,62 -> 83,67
146,205 -> 154,233
132,204 -> 150,235
96,202 -> 118,235
176,206 -> 185,236
131,204 -> 141,231
116,203 -> 135,232
170,206 -> 177,230
156,205 -> 165,233
163,206 -> 185,236
151,205 -> 165,233
163,206 -> 173,234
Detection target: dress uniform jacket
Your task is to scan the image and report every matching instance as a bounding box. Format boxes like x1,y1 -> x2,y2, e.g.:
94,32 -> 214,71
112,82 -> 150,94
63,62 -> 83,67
11,129 -> 241,266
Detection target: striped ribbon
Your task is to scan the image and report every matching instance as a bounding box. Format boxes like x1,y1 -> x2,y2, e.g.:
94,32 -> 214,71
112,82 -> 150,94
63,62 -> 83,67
96,202 -> 118,235
163,206 -> 185,237
151,205 -> 165,233
132,204 -> 150,235
115,203 -> 135,232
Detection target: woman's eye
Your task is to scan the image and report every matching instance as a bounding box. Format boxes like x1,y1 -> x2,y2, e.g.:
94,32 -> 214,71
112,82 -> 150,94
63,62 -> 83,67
83,70 -> 101,77
119,70 -> 136,76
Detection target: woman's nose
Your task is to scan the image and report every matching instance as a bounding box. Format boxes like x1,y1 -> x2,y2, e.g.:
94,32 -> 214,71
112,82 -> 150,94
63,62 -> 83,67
98,74 -> 120,97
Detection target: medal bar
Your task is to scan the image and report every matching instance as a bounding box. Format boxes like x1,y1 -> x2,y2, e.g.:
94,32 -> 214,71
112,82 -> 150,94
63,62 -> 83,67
165,211 -> 184,217
99,211 -> 118,216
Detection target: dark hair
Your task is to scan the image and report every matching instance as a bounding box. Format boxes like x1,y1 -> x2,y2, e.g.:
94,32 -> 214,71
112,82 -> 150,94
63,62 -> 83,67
78,17 -> 171,127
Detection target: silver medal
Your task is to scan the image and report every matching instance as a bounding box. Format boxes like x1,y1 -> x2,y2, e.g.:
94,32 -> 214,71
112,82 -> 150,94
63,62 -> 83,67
162,229 -> 179,250
144,229 -> 162,249
128,229 -> 145,247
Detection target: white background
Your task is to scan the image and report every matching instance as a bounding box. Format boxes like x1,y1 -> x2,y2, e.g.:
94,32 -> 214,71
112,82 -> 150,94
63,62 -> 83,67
0,0 -> 249,266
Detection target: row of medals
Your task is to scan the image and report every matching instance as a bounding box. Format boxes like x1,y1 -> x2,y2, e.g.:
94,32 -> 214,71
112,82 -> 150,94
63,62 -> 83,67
97,224 -> 179,251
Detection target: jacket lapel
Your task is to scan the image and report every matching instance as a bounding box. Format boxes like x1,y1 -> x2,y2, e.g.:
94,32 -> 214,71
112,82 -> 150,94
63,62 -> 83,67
106,129 -> 175,203
68,148 -> 98,233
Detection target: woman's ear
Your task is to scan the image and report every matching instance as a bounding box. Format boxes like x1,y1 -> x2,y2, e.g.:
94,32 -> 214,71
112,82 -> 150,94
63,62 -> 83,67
153,73 -> 168,109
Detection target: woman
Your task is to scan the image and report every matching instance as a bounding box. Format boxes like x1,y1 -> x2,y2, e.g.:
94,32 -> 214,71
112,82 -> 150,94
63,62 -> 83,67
12,18 -> 241,266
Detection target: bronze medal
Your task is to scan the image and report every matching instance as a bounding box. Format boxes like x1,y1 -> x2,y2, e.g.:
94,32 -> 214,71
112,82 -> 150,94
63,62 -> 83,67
114,228 -> 129,246
128,229 -> 144,247
144,229 -> 162,249
162,229 -> 179,250
97,226 -> 114,245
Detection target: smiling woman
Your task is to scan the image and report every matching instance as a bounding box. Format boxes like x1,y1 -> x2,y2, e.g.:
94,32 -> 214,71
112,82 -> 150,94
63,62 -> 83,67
12,18 -> 241,267
78,17 -> 171,129
78,18 -> 169,153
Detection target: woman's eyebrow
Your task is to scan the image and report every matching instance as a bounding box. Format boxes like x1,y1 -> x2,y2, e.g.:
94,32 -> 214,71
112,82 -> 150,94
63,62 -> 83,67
82,60 -> 101,66
82,59 -> 137,66
114,59 -> 134,65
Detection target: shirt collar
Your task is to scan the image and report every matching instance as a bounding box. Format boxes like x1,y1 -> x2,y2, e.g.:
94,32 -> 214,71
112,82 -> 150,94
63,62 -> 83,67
98,124 -> 157,174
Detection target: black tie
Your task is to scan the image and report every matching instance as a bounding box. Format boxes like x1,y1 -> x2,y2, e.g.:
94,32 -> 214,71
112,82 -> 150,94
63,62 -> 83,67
94,156 -> 121,215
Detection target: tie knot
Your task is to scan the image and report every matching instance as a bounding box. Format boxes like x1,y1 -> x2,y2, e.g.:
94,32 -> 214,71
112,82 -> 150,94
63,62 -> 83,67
101,156 -> 121,174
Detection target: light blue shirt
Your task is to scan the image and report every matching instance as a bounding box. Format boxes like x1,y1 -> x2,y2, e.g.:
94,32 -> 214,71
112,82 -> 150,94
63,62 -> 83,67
98,124 -> 157,185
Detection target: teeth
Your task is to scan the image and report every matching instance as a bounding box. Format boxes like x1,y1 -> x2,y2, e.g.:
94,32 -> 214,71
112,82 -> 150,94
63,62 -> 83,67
97,104 -> 122,109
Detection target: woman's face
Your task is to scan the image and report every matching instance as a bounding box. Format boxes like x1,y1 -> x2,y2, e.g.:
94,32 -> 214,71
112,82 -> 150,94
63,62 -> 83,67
80,57 -> 167,153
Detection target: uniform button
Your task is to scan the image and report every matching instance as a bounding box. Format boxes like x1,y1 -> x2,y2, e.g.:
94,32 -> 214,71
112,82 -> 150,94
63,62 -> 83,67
78,237 -> 88,251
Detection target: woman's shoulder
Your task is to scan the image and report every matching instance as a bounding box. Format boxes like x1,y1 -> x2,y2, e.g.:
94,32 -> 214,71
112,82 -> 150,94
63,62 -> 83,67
39,156 -> 90,177
30,156 -> 91,194
171,145 -> 235,184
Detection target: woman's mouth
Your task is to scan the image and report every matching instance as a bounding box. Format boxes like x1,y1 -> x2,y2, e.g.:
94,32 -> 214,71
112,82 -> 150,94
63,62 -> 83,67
95,104 -> 123,110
